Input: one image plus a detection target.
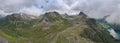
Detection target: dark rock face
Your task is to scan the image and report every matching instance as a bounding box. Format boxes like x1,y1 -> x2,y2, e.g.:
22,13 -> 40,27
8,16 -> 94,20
86,18 -> 96,26
6,13 -> 22,21
79,12 -> 87,17
44,12 -> 60,16
81,28 -> 103,42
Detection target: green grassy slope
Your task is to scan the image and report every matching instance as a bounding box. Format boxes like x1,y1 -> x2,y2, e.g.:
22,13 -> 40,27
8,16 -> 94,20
0,12 -> 116,43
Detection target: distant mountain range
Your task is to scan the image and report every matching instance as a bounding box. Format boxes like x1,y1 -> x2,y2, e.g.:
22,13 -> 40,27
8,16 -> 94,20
0,12 -> 119,43
97,15 -> 120,34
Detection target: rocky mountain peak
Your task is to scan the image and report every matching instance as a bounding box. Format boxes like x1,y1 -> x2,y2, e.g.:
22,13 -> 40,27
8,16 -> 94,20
44,12 -> 61,17
42,12 -> 64,22
79,12 -> 87,17
6,13 -> 37,21
6,13 -> 22,21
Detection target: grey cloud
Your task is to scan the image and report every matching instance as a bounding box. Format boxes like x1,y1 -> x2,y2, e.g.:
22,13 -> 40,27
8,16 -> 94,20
0,0 -> 120,24
56,0 -> 120,24
0,0 -> 34,13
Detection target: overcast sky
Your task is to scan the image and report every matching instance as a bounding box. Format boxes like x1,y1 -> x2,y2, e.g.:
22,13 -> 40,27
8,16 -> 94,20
0,0 -> 120,24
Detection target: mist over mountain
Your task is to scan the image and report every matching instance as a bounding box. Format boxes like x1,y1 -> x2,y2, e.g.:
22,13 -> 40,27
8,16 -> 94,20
0,0 -> 120,43
0,11 -> 119,43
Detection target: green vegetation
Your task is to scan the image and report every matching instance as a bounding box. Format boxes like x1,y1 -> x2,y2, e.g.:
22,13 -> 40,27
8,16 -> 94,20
99,23 -> 110,29
0,12 -> 117,43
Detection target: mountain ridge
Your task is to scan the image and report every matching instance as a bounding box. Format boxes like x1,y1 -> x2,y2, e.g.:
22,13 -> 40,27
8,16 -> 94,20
0,11 -> 118,43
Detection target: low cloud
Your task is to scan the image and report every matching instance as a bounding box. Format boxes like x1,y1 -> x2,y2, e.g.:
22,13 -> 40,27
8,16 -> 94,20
20,6 -> 42,16
106,11 -> 120,24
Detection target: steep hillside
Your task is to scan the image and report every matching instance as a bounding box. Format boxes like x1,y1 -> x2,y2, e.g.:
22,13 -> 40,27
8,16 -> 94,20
0,12 -> 116,43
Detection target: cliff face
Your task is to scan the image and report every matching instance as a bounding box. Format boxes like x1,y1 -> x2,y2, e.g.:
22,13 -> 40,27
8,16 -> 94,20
0,12 -> 115,43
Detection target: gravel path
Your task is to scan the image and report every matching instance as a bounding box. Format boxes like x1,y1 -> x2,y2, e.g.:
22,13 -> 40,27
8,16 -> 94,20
0,36 -> 8,43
